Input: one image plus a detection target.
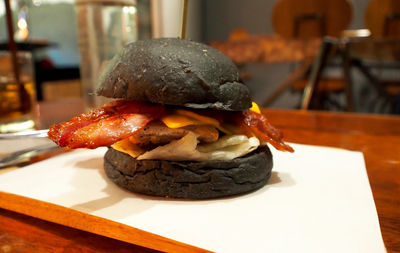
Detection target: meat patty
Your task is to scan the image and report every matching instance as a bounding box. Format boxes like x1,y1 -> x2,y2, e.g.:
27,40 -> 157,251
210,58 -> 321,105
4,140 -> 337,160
129,121 -> 219,146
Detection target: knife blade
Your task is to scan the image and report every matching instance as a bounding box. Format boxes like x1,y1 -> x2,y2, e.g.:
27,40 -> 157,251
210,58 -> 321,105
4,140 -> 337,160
0,143 -> 59,168
0,129 -> 49,140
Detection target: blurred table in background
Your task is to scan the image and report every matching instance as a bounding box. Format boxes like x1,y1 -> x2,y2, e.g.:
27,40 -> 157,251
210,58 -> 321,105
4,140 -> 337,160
41,79 -> 81,101
210,34 -> 320,65
0,39 -> 53,51
35,66 -> 81,101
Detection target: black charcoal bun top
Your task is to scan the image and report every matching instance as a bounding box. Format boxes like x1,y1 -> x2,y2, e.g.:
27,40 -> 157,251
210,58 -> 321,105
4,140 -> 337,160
96,38 -> 252,111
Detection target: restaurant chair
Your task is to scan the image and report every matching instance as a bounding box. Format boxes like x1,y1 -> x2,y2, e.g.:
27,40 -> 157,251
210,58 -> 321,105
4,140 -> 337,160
271,0 -> 352,40
364,0 -> 400,113
300,37 -> 355,111
262,0 -> 353,110
302,0 -> 400,113
365,0 -> 400,38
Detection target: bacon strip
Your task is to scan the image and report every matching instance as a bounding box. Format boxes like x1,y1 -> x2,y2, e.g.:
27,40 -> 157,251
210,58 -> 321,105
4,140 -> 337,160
240,110 -> 294,152
65,114 -> 154,149
48,100 -> 164,149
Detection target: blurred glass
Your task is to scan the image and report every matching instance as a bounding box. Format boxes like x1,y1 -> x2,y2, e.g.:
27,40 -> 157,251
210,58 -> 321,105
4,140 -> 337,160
0,51 -> 37,133
75,0 -> 138,110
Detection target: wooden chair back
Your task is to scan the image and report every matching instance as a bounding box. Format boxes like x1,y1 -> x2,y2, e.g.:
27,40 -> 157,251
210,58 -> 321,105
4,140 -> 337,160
272,0 -> 352,39
366,0 -> 400,38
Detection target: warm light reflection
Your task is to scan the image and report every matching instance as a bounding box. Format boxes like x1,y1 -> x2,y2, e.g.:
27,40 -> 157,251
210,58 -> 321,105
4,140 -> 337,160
16,17 -> 29,40
17,18 -> 27,30
123,6 -> 136,14
32,0 -> 42,6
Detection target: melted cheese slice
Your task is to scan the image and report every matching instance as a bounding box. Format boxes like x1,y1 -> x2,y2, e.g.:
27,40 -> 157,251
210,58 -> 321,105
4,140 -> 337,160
161,109 -> 231,134
250,101 -> 261,114
111,138 -> 144,157
162,109 -> 219,128
161,102 -> 261,133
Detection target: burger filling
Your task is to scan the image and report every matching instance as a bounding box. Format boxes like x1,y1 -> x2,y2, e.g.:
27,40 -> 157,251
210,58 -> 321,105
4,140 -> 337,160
109,103 -> 277,161
48,100 -> 294,162
112,126 -> 260,161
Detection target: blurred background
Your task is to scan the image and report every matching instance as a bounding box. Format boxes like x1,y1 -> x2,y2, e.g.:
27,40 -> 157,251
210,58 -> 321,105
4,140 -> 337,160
0,0 -> 399,114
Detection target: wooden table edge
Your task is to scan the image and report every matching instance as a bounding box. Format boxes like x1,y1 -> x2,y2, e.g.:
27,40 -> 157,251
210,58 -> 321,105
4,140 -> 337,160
0,191 -> 210,253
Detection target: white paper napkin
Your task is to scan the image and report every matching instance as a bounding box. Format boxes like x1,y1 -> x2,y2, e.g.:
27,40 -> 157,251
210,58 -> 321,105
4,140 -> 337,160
0,143 -> 386,253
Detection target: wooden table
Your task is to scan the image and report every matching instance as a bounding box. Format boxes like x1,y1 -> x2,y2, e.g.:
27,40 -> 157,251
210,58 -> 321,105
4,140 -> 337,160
1,99 -> 399,252
266,109 -> 400,253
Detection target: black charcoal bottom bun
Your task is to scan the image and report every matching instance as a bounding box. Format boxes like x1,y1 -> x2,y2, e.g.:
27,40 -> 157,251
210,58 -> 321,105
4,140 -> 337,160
103,145 -> 273,199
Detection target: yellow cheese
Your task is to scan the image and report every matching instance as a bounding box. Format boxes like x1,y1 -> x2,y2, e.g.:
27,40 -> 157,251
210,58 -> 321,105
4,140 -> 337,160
160,114 -> 199,129
111,139 -> 144,158
250,101 -> 261,114
175,109 -> 221,126
161,110 -> 219,128
161,109 -> 232,134
161,103 -> 261,135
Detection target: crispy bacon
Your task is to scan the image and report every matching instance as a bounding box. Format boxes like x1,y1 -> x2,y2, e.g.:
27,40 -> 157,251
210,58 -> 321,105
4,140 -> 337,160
48,100 -> 164,149
240,110 -> 294,152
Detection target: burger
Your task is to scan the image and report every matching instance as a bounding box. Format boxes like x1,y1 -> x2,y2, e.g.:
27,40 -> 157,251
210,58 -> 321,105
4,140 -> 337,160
48,38 -> 293,199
